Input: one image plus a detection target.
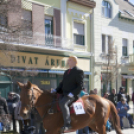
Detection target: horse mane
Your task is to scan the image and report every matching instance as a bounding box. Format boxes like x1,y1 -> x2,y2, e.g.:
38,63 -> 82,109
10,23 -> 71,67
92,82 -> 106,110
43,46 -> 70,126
32,84 -> 56,98
32,84 -> 43,94
43,90 -> 57,98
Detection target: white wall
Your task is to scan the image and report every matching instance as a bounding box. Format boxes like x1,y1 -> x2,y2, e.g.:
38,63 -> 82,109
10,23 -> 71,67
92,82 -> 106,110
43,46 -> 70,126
93,0 -> 134,93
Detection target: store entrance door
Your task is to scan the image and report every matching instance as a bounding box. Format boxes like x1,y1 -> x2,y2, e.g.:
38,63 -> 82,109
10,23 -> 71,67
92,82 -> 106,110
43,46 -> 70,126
0,84 -> 11,98
132,80 -> 134,92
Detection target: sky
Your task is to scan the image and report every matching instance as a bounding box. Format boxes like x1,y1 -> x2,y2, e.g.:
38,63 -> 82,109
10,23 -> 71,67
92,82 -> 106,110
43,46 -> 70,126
129,0 -> 134,4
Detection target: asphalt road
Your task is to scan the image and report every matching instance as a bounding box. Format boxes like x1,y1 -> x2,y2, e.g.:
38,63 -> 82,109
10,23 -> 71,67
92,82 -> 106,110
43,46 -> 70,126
66,128 -> 134,134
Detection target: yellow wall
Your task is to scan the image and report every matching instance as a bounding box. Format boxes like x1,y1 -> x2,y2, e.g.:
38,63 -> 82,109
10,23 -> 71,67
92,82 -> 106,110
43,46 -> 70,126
66,1 -> 92,52
30,0 -> 61,8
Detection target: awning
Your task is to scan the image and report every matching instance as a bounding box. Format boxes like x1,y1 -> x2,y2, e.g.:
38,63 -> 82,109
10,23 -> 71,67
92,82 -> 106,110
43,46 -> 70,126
122,75 -> 134,79
1,68 -> 92,75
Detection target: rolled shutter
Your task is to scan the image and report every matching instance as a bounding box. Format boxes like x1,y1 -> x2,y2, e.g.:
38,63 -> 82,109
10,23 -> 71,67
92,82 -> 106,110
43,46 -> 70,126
53,9 -> 61,37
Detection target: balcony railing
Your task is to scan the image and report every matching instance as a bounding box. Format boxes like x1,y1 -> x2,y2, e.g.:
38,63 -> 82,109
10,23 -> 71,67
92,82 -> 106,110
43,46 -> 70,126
129,54 -> 134,64
0,31 -> 74,51
121,54 -> 134,65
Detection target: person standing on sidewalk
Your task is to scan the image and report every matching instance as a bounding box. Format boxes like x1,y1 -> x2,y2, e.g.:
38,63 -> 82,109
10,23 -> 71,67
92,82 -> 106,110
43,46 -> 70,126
108,89 -> 117,106
7,92 -> 20,132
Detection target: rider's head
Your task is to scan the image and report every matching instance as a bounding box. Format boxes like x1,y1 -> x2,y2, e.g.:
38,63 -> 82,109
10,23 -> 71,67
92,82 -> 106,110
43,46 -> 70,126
67,56 -> 78,69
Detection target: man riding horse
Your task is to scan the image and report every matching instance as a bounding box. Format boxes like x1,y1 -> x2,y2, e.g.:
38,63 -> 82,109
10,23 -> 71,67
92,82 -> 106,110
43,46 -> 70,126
51,56 -> 84,131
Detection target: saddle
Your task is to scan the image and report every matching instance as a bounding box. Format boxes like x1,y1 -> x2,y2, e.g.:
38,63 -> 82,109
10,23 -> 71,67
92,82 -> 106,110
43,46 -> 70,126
48,94 -> 84,114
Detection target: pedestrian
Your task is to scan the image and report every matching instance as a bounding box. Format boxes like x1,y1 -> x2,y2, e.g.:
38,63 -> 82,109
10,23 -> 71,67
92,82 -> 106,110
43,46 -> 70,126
30,108 -> 45,134
117,87 -> 126,102
126,93 -> 130,104
14,101 -> 30,134
103,92 -> 109,99
132,91 -> 134,104
108,89 -> 117,106
7,92 -> 20,132
0,92 -> 9,115
94,88 -> 98,95
89,90 -> 95,95
76,88 -> 89,134
116,97 -> 134,129
51,56 -> 84,131
0,92 -> 9,131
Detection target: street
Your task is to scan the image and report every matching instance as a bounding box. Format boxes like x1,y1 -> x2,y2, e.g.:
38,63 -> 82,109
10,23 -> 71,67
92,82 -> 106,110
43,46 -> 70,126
66,128 -> 134,134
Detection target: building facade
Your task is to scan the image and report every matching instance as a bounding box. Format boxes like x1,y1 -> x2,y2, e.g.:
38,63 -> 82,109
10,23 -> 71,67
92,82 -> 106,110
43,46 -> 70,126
0,0 -> 96,98
91,0 -> 134,95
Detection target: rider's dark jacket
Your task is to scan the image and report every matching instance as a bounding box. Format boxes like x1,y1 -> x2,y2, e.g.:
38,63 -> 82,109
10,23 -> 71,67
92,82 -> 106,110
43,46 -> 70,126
56,66 -> 84,99
0,96 -> 9,115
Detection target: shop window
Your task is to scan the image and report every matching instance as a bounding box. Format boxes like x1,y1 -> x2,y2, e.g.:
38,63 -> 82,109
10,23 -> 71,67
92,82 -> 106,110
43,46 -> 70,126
73,22 -> 85,46
101,73 -> 112,95
122,76 -> 127,93
122,39 -> 128,56
102,1 -> 112,18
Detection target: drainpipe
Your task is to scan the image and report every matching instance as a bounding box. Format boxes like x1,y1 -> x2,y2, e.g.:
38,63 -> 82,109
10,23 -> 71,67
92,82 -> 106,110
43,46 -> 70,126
61,0 -> 68,39
90,9 -> 95,92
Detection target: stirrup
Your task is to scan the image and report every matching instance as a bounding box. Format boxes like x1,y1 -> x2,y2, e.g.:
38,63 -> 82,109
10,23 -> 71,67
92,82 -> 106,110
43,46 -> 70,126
48,108 -> 54,114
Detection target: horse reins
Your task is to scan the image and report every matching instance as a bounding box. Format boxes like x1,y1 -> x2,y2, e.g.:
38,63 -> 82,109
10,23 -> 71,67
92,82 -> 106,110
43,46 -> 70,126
21,85 -> 59,120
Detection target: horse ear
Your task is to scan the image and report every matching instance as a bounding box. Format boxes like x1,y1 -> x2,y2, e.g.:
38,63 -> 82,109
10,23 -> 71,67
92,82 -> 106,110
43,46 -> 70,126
17,82 -> 24,88
26,81 -> 32,89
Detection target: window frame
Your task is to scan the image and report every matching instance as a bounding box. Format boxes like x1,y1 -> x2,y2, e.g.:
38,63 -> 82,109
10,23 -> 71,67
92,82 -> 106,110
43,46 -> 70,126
133,41 -> 134,54
72,19 -> 86,47
45,16 -> 53,36
122,38 -> 128,57
0,14 -> 7,28
101,34 -> 112,54
21,9 -> 32,36
102,1 -> 112,19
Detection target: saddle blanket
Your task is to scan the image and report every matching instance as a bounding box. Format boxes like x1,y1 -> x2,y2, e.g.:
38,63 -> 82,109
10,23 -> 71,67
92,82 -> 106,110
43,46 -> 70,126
56,95 -> 85,114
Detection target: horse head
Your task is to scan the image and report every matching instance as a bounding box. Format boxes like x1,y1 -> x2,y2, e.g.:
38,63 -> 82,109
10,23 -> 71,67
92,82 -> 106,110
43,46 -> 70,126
18,81 -> 42,118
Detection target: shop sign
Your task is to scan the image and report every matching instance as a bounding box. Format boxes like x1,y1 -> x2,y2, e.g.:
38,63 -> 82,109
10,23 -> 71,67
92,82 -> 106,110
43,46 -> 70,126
128,68 -> 134,71
0,51 -> 90,71
101,66 -> 112,70
41,80 -> 50,85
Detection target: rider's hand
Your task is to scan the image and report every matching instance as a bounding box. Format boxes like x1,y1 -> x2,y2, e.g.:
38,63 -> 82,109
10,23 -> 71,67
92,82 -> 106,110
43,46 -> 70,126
68,93 -> 74,98
124,107 -> 128,110
117,108 -> 120,111
51,89 -> 56,93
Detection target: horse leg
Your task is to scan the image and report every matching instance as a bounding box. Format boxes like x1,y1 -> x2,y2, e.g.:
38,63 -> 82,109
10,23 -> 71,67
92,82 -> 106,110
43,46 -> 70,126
97,125 -> 107,134
45,130 -> 60,134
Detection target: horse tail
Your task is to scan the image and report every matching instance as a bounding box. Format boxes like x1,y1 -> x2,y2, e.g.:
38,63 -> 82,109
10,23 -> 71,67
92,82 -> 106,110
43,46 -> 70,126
109,102 -> 123,134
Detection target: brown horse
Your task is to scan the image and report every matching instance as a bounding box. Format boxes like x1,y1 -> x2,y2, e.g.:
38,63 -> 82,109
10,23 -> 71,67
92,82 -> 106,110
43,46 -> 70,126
18,81 -> 122,134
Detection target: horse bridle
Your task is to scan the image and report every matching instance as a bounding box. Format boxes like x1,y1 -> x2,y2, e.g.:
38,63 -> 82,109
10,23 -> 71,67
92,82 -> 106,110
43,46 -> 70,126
21,86 -> 35,110
21,85 -> 59,120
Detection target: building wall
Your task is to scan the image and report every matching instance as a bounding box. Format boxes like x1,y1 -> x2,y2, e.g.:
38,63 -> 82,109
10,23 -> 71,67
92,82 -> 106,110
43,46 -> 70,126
66,1 -> 92,52
31,0 -> 61,9
93,0 -> 134,94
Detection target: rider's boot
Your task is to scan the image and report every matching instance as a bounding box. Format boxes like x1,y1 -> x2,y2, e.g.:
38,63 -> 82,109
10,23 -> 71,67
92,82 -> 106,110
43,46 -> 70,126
61,123 -> 72,131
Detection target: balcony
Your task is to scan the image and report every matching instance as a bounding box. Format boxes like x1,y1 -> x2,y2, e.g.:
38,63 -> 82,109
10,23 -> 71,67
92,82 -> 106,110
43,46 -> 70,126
121,54 -> 134,65
69,0 -> 96,8
0,31 -> 74,51
129,54 -> 134,64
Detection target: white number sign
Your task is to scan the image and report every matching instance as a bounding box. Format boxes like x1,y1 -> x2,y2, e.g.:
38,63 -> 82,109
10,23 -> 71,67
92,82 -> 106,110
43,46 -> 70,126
73,102 -> 85,115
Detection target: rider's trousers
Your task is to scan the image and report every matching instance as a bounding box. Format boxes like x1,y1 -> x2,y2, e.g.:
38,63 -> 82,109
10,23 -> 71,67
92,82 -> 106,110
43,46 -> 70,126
59,96 -> 74,125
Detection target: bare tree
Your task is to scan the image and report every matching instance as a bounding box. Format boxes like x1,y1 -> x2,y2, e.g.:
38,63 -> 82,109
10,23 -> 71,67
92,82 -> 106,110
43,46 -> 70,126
101,40 -> 121,94
0,0 -> 38,90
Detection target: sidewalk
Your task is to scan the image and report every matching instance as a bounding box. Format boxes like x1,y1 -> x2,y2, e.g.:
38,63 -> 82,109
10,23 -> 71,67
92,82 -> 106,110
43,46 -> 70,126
66,129 -> 134,134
